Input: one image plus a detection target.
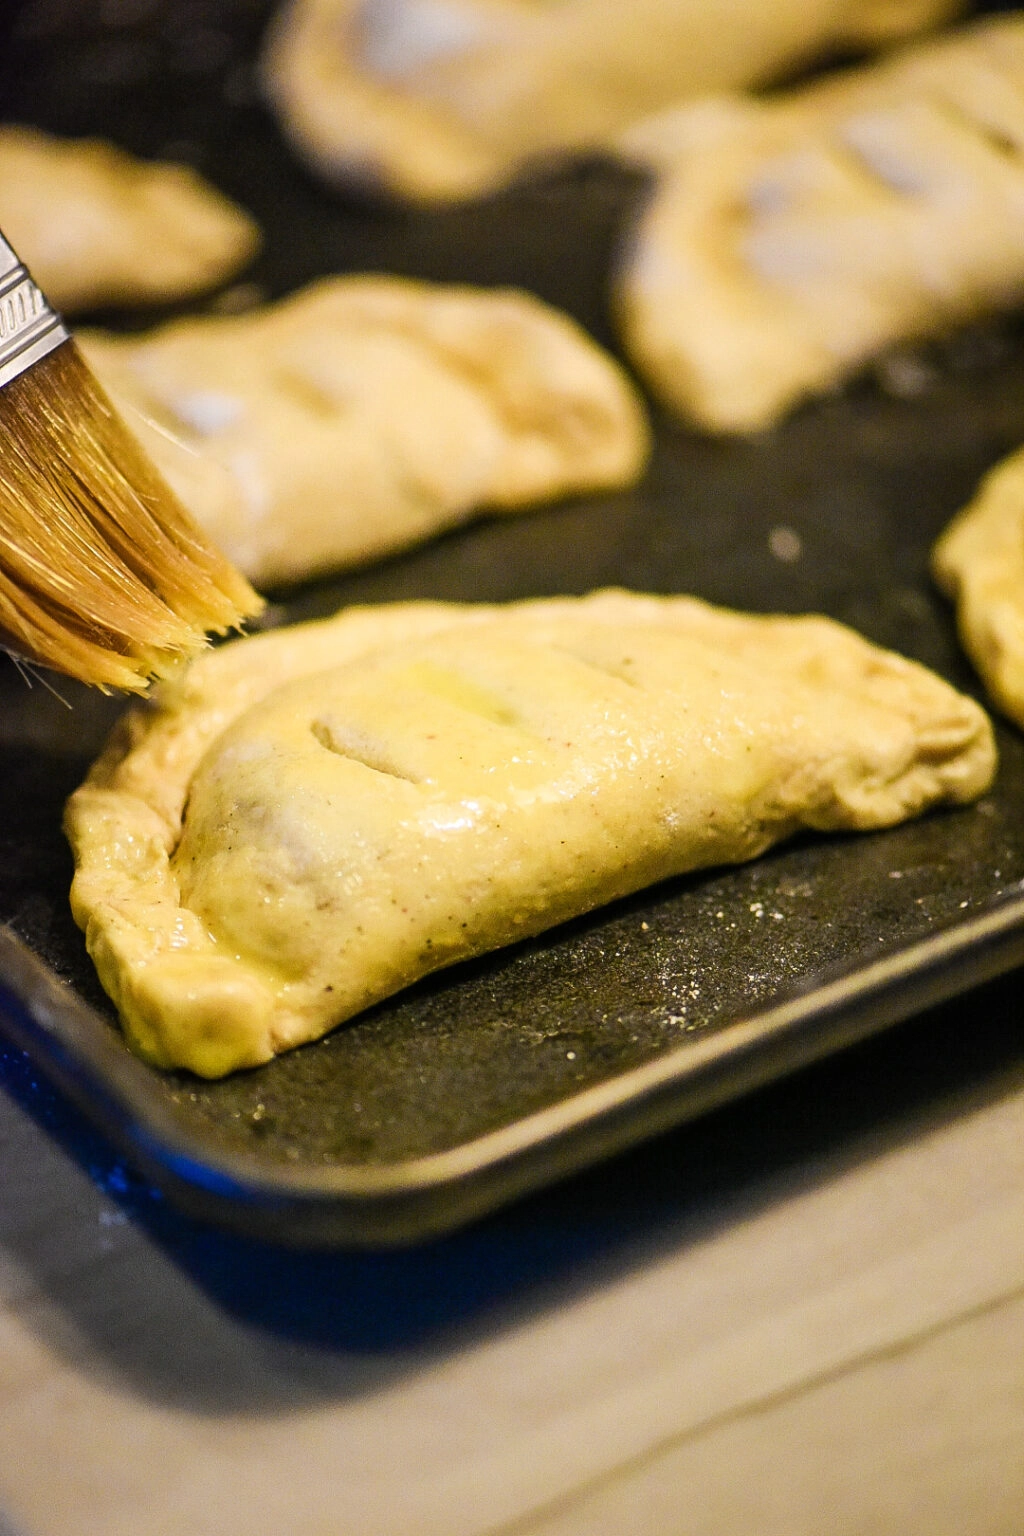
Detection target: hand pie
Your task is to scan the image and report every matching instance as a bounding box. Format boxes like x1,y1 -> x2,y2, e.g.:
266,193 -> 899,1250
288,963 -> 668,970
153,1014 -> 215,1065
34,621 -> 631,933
261,0 -> 961,204
0,125 -> 259,313
615,15 -> 1024,434
78,276 -> 649,588
65,589 -> 995,1077
933,446 -> 1024,728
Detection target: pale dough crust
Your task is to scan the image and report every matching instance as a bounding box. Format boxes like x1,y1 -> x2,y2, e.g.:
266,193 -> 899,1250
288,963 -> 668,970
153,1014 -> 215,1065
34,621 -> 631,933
77,275 -> 649,587
933,447 -> 1024,729
0,125 -> 260,313
261,0 -> 962,204
615,15 -> 1024,434
64,589 -> 995,1077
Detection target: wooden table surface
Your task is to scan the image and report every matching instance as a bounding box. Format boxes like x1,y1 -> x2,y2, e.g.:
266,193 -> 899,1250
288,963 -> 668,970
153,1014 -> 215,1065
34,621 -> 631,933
2,968 -> 1022,1536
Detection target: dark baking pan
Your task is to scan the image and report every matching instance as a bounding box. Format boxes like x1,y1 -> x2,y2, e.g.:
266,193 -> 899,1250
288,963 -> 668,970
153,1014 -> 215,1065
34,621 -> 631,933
2,0 -> 1024,1245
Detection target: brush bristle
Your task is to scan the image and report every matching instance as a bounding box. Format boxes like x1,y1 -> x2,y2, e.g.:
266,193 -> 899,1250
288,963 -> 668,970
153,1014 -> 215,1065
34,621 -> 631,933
0,338 -> 262,691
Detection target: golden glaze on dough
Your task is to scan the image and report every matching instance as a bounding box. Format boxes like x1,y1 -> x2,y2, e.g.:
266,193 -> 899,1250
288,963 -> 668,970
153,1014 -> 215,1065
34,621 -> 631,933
65,590 -> 995,1077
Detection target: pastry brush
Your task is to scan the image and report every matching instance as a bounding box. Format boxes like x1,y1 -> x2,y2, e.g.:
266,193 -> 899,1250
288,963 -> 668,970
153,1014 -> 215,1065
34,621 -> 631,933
0,229 -> 262,692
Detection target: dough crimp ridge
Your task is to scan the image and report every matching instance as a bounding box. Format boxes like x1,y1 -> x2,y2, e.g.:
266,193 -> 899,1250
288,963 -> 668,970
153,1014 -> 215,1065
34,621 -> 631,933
64,590 -> 996,1078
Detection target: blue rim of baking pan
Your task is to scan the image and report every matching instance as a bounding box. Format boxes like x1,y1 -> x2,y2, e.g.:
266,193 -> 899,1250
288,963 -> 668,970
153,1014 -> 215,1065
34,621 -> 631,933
2,894 -> 1024,1247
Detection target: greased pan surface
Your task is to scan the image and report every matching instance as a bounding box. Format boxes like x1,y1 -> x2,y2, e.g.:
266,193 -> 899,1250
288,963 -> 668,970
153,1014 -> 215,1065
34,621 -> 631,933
1,1 -> 1024,1245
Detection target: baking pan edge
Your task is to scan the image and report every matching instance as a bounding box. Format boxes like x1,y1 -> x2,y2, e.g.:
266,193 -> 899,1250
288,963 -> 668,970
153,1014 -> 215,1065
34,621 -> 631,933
1,899 -> 1023,1247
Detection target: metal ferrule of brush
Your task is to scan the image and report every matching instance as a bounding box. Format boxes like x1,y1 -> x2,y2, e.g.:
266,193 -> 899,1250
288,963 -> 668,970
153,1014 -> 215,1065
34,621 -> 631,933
0,232 -> 69,390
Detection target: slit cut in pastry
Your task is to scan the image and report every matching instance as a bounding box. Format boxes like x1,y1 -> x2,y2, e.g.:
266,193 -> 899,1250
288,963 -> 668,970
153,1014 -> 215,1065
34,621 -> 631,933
933,446 -> 1024,729
65,589 -> 996,1077
0,125 -> 260,313
261,0 -> 962,204
615,14 -> 1024,434
77,276 -> 650,588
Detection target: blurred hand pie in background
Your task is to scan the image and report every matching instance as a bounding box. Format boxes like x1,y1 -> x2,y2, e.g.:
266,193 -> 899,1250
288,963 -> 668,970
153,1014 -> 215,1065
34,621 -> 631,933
261,0 -> 964,204
78,274 -> 650,588
0,124 -> 260,313
614,13 -> 1024,433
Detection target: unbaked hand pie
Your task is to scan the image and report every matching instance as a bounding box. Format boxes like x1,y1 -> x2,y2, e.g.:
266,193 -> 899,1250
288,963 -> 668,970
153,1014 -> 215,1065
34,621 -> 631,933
933,446 -> 1024,729
615,14 -> 1024,433
261,0 -> 961,204
0,125 -> 259,313
78,275 -> 650,588
65,589 -> 995,1077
